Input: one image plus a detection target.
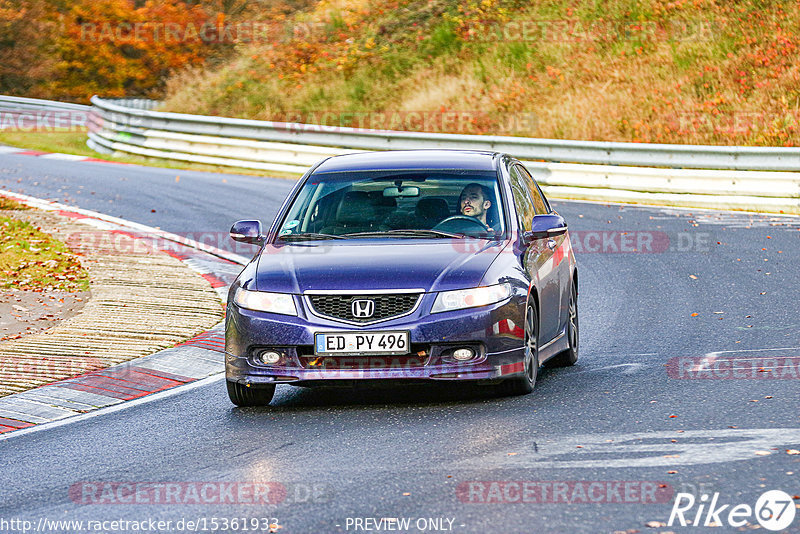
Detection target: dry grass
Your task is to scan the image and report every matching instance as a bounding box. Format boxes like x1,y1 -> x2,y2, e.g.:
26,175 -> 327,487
0,215 -> 89,292
160,0 -> 800,146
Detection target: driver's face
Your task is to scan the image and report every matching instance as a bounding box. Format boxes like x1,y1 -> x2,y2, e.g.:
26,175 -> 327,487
459,186 -> 490,223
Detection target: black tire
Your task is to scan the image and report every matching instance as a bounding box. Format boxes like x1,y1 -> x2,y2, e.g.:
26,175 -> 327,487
226,380 -> 275,406
548,283 -> 579,367
497,305 -> 538,396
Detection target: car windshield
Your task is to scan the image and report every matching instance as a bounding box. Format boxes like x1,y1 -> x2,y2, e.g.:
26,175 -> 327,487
277,170 -> 506,240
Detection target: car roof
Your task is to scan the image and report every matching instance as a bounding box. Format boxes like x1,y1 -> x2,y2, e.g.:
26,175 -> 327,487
312,150 -> 501,174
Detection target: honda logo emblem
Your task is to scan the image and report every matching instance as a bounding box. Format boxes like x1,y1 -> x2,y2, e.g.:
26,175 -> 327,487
351,299 -> 375,319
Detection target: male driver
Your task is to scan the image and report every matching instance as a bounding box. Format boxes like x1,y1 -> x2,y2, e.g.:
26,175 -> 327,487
459,183 -> 493,228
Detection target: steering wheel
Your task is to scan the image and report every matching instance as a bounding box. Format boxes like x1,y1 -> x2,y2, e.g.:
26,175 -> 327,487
433,215 -> 490,235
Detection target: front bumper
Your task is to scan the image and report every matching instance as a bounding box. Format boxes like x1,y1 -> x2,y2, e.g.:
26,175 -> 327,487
225,292 -> 526,385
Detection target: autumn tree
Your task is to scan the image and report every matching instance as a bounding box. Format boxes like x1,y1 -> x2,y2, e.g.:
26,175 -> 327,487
0,0 -> 57,97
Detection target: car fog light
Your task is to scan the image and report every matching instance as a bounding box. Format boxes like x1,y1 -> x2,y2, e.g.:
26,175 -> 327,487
259,350 -> 282,365
453,348 -> 475,361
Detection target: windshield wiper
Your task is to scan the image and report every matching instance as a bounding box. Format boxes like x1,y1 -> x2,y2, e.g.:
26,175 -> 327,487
341,229 -> 466,239
278,232 -> 346,241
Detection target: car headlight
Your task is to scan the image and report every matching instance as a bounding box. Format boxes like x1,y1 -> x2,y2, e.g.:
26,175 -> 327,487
431,283 -> 512,313
233,287 -> 297,316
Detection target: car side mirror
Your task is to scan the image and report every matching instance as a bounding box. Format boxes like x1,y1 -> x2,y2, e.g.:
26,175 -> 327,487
522,214 -> 568,245
230,220 -> 264,244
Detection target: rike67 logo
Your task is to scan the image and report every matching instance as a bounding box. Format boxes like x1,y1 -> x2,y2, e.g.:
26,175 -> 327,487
668,490 -> 796,531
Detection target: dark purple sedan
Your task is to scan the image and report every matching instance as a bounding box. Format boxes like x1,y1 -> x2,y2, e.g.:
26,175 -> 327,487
225,150 -> 578,405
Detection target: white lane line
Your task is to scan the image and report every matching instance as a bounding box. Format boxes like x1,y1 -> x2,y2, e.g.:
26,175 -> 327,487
692,347 -> 800,373
39,153 -> 90,161
571,363 -> 646,375
0,373 -> 225,442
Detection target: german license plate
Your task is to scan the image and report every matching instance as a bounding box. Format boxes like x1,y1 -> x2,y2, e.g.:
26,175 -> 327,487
314,331 -> 410,356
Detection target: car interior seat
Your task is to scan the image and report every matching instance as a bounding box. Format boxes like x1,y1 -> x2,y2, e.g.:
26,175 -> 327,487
321,191 -> 386,234
414,197 -> 450,229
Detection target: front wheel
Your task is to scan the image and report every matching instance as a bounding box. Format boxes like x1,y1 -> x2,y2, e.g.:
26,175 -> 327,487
548,283 -> 579,367
497,305 -> 538,396
226,380 -> 275,406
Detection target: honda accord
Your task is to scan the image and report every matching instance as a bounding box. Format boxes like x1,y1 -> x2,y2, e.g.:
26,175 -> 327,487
225,150 -> 578,405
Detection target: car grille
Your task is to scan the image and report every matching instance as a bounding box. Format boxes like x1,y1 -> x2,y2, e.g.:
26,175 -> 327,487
306,293 -> 421,323
298,345 -> 430,369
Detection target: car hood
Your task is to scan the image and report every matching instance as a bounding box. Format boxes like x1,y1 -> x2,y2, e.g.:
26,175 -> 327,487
254,239 -> 508,294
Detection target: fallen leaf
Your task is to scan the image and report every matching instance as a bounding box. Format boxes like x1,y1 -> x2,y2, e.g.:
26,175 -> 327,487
667,470 -> 677,474
689,275 -> 698,279
786,449 -> 800,455
755,451 -> 771,456
645,521 -> 666,528
402,492 -> 410,496
691,313 -> 699,317
507,452 -> 518,456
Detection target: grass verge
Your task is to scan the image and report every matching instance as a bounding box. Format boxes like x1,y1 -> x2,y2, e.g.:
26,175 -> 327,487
0,201 -> 90,292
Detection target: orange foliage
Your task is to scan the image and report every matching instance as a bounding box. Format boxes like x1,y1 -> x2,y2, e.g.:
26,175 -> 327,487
43,0 -> 212,102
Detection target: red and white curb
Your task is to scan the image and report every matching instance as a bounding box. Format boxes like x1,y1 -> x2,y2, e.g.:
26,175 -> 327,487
0,191 -> 249,437
0,144 -> 123,165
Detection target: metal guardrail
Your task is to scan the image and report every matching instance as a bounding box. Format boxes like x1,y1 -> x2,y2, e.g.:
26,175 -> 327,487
0,95 -> 91,113
102,98 -> 160,111
0,95 -> 798,213
90,96 -> 800,172
0,95 -> 92,136
86,95 -> 800,213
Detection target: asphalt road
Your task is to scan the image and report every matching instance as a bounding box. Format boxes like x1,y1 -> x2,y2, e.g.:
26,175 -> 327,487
1,154 -> 799,533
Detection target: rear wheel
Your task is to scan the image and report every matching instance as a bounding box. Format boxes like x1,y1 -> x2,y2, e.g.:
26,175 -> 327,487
548,283 -> 579,367
497,305 -> 538,396
226,380 -> 275,406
